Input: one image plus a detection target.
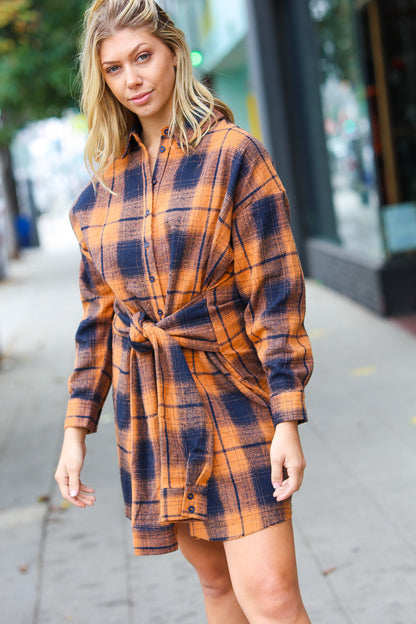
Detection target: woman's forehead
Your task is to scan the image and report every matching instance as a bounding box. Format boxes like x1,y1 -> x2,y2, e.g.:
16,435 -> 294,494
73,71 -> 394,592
99,27 -> 157,60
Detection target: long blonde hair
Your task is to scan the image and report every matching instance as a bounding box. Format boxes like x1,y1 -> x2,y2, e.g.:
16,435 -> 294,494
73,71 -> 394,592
80,0 -> 234,184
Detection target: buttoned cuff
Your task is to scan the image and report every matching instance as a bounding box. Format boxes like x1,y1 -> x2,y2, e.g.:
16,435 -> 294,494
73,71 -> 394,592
64,398 -> 101,433
269,390 -> 308,426
159,485 -> 208,525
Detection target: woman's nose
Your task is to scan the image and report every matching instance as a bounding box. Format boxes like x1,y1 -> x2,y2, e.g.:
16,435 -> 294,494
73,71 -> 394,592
126,66 -> 142,89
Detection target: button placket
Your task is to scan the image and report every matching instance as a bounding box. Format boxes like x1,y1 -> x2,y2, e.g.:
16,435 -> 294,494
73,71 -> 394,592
151,133 -> 169,188
142,148 -> 165,320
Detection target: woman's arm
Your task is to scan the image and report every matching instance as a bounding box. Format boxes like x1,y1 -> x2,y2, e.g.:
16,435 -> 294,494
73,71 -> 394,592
56,206 -> 115,505
65,207 -> 115,433
231,135 -> 313,500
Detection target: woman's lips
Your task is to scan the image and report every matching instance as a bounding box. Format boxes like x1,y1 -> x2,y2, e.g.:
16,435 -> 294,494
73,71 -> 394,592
130,91 -> 152,105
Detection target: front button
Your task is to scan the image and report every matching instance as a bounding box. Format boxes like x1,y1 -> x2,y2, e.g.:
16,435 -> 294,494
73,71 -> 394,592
144,241 -> 150,249
187,493 -> 194,500
152,178 -> 157,185
188,506 -> 195,514
159,146 -> 166,153
145,209 -> 150,216
157,309 -> 163,317
149,276 -> 155,283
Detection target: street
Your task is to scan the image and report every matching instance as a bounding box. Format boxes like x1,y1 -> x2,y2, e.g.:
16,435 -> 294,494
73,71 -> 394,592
1,213 -> 415,623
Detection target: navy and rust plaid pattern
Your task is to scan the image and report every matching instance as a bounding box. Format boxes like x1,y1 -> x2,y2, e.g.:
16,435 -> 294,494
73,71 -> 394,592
65,113 -> 313,555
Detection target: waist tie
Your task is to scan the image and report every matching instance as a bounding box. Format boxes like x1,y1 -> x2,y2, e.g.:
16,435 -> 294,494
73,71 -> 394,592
113,300 -> 220,525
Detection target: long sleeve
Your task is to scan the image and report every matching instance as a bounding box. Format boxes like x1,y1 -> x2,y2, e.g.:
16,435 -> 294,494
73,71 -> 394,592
232,136 -> 313,426
65,209 -> 115,433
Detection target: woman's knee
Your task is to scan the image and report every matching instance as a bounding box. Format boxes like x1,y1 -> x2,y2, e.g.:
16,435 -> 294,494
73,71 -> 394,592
178,525 -> 233,598
186,548 -> 233,598
198,565 -> 233,599
249,571 -> 303,620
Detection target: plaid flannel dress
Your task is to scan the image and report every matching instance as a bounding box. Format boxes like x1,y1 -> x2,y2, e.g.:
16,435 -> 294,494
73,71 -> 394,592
65,114 -> 313,555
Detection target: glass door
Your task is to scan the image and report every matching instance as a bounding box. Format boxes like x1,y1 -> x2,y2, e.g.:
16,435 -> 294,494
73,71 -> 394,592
309,0 -> 386,260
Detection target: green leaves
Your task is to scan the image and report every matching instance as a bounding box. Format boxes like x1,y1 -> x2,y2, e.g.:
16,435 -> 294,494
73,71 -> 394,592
0,1 -> 39,54
0,0 -> 88,144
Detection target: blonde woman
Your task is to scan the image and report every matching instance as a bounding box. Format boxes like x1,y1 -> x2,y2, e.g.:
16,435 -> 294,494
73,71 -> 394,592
55,1 -> 313,622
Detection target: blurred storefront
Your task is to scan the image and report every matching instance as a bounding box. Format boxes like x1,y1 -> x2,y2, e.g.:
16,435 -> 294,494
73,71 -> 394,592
165,0 -> 416,315
164,0 -> 258,133
0,112 -> 89,278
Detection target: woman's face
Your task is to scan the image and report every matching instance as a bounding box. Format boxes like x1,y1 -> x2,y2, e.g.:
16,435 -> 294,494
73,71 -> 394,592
100,27 -> 177,129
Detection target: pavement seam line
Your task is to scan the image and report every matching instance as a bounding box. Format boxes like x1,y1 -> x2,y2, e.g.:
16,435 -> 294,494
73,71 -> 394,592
123,505 -> 135,624
32,430 -> 65,624
293,517 -> 354,624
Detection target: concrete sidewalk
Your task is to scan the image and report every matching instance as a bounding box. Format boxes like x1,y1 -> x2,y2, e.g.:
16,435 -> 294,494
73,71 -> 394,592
1,214 -> 415,624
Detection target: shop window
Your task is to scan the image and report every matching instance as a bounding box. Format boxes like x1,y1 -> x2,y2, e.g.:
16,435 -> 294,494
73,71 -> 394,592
309,0 -> 386,260
359,0 -> 416,257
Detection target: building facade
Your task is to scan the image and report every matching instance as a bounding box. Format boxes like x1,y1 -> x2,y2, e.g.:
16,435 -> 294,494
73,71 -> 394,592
165,0 -> 416,316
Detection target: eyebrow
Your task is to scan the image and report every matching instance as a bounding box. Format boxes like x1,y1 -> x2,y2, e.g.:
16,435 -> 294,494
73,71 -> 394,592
101,42 -> 148,66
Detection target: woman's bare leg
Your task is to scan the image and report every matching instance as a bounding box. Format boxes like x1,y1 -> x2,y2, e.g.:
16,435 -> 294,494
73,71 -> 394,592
223,520 -> 310,623
177,523 -> 249,624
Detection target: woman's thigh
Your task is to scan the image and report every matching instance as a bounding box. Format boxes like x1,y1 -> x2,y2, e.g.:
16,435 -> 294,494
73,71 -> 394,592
223,520 -> 302,608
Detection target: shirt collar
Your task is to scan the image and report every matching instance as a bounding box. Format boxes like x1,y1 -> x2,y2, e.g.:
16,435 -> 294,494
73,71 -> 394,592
122,109 -> 226,158
122,119 -> 143,158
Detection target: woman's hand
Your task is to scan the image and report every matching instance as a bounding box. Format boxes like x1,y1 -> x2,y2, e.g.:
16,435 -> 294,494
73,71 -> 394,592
270,421 -> 306,502
54,427 -> 96,508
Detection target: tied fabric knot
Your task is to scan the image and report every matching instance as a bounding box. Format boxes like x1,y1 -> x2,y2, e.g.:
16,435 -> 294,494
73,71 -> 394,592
113,302 -> 219,524
128,311 -> 160,352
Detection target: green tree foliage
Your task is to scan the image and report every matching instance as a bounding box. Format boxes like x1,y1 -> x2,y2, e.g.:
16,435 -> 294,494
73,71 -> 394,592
0,0 -> 38,53
310,0 -> 361,87
0,0 -> 88,144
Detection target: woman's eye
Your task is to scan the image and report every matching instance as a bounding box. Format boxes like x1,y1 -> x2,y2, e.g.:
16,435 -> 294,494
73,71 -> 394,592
106,65 -> 120,74
137,53 -> 150,62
